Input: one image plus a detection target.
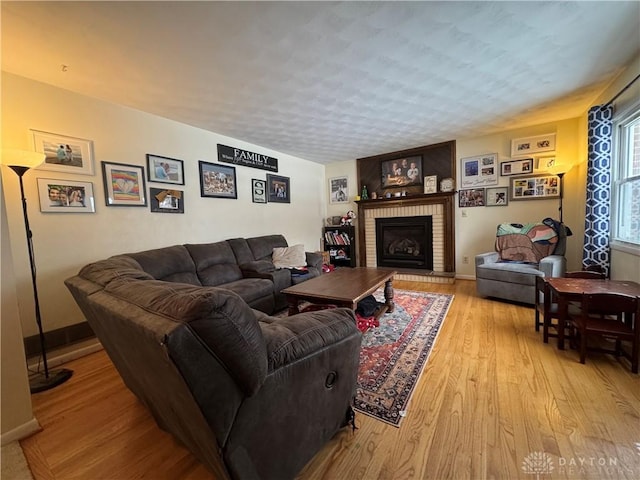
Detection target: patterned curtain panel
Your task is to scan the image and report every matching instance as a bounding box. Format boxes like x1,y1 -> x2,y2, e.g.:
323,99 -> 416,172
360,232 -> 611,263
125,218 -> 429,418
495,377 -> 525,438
583,105 -> 613,275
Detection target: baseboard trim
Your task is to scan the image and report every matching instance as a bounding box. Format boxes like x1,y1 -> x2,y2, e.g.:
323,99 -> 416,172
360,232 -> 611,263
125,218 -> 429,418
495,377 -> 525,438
455,274 -> 476,280
24,322 -> 95,359
1,418 -> 41,446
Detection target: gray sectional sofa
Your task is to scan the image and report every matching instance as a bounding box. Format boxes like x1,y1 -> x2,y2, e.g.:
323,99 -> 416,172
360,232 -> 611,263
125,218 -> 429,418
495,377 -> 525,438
65,234 -> 362,479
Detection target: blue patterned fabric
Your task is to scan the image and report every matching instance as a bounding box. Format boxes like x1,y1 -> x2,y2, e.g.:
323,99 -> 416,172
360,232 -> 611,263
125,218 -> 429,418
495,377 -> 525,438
583,105 -> 613,275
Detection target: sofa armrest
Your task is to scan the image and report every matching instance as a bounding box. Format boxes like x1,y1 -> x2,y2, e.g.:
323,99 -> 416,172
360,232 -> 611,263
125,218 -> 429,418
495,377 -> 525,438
539,255 -> 566,278
475,252 -> 499,267
305,251 -> 323,270
257,308 -> 360,371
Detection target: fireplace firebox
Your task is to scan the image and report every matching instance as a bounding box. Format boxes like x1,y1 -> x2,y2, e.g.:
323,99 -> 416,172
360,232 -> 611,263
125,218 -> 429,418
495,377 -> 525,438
375,216 -> 433,270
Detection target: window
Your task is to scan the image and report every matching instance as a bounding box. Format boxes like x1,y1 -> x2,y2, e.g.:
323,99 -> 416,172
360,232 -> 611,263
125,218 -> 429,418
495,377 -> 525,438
612,107 -> 640,248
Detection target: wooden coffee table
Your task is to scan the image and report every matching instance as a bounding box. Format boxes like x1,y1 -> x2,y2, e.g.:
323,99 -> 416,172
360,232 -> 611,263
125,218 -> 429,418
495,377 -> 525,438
281,267 -> 397,317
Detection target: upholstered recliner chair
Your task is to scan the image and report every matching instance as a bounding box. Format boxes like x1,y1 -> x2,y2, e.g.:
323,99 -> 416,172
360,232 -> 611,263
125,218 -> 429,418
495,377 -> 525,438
475,219 -> 569,305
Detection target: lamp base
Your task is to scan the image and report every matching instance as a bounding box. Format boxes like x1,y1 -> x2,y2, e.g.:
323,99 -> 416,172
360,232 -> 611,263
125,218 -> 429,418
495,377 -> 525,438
29,368 -> 73,393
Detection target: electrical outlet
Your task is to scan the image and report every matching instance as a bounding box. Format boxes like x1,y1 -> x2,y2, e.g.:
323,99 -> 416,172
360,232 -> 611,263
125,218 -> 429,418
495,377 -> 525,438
463,256 -> 469,264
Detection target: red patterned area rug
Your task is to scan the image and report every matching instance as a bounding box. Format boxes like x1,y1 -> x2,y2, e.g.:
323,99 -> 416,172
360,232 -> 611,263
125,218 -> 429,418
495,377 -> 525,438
356,289 -> 454,427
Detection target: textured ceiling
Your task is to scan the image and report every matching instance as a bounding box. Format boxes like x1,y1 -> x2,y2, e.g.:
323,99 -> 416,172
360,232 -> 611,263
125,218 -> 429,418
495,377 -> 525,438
3,1 -> 639,164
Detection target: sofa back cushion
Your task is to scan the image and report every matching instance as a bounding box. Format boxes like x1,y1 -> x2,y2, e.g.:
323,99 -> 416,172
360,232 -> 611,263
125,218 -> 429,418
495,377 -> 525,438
185,241 -> 243,286
104,277 -> 268,396
126,245 -> 201,285
78,255 -> 154,286
246,234 -> 288,261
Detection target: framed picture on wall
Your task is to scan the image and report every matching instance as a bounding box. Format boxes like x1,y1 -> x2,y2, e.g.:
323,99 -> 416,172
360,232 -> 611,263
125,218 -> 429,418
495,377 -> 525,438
101,161 -> 147,206
381,156 -> 422,188
146,154 -> 185,185
252,179 -> 267,203
37,178 -> 95,213
460,153 -> 498,187
32,130 -> 95,175
511,133 -> 556,157
329,176 -> 349,203
150,188 -> 184,213
510,173 -> 561,201
500,158 -> 533,176
485,186 -> 508,206
199,161 -> 237,199
458,188 -> 485,207
267,174 -> 290,203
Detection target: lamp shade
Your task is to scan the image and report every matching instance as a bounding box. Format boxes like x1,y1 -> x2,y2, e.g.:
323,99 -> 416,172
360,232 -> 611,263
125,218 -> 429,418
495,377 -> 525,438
1,149 -> 46,169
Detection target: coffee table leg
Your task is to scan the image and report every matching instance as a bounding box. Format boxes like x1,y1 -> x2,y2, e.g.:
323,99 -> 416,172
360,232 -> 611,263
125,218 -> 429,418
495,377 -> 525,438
287,298 -> 300,316
384,278 -> 395,313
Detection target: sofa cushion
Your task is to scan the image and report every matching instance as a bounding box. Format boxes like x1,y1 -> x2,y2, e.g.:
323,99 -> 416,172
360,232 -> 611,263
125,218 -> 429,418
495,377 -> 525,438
272,244 -> 307,269
476,261 -> 543,286
104,277 -> 268,396
185,242 -> 243,286
246,234 -> 288,261
126,245 -> 201,285
220,278 -> 274,304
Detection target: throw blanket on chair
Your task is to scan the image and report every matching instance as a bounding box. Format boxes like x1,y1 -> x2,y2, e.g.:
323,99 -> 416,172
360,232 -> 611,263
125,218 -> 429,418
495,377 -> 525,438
496,222 -> 559,263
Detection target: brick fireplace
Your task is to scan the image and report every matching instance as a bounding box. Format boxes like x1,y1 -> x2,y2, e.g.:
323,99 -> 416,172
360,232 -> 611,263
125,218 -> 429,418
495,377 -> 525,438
356,193 -> 455,284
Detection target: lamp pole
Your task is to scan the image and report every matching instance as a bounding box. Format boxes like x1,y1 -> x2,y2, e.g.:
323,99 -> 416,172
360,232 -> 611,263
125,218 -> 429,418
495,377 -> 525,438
8,165 -> 73,393
557,171 -> 565,224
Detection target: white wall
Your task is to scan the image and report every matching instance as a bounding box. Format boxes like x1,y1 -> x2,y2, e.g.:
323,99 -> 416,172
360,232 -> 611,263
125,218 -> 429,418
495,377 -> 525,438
2,72 -> 327,338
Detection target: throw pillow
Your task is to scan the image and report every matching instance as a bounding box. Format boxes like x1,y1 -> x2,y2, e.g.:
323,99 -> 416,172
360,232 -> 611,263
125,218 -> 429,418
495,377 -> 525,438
272,244 -> 307,269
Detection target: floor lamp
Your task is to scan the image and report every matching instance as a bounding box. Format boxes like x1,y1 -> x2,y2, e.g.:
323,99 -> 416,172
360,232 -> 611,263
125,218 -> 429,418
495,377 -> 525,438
1,150 -> 73,393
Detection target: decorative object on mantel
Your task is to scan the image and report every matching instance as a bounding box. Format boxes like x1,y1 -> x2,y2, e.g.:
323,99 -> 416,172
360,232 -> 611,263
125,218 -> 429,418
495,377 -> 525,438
361,185 -> 369,199
440,177 -> 454,192
460,153 -> 498,188
217,144 -> 278,172
355,289 -> 453,426
510,133 -> 556,157
381,156 -> 423,188
423,175 -> 437,194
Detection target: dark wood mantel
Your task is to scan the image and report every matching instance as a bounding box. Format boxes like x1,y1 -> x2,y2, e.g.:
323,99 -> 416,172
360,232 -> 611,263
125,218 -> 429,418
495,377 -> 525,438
356,192 -> 456,273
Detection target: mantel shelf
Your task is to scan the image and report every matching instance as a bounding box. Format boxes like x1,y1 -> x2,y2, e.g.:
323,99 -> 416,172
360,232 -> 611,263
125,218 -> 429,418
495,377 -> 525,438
355,192 -> 455,206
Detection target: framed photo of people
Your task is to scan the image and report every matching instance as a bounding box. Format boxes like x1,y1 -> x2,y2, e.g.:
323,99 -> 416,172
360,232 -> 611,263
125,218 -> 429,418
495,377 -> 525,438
32,130 -> 94,175
146,154 -> 185,185
381,156 -> 422,188
37,178 -> 95,213
329,176 -> 349,203
500,158 -> 533,176
150,188 -> 184,213
460,153 -> 498,187
509,173 -> 560,201
199,161 -> 237,199
267,174 -> 290,203
485,186 -> 509,206
458,188 -> 485,207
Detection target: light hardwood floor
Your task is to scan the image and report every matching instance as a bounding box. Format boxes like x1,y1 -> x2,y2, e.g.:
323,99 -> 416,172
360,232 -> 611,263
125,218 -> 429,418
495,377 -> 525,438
21,280 -> 640,479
